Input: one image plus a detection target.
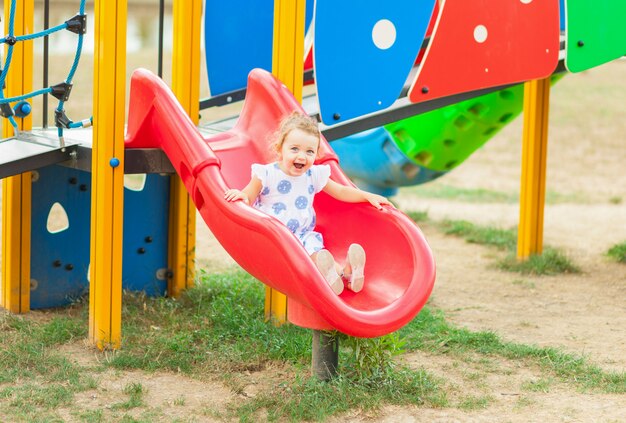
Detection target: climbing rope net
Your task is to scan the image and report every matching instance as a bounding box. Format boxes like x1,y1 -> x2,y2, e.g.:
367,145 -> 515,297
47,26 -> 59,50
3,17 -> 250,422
0,0 -> 91,146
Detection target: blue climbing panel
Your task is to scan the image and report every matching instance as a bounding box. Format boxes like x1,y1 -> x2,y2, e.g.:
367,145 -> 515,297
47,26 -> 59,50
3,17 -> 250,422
30,165 -> 170,309
31,166 -> 91,307
314,0 -> 436,124
122,173 -> 170,296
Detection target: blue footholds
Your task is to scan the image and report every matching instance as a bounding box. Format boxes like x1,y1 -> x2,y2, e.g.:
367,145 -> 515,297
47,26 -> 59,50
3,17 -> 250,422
109,158 -> 120,168
14,101 -> 32,118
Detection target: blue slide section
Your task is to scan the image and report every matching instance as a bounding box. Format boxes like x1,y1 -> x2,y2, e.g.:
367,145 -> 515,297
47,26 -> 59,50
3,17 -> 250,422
331,127 -> 446,197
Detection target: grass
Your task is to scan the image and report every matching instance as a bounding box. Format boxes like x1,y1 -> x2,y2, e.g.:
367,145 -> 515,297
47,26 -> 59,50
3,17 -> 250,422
499,248 -> 581,275
439,219 -> 517,251
404,183 -> 586,205
522,378 -> 554,393
112,382 -> 146,410
13,271 -> 429,420
108,270 -> 314,373
607,241 -> 626,263
405,184 -> 517,203
405,209 -> 429,224
234,368 -> 443,422
0,311 -> 97,421
457,394 -> 492,410
1,269 -> 623,420
399,307 -> 625,393
407,212 -> 580,276
111,271 -> 444,420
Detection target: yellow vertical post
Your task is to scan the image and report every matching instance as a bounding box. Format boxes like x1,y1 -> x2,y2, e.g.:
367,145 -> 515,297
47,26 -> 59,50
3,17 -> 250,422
273,0 -> 306,103
169,0 -> 202,297
1,0 -> 34,314
89,0 -> 127,349
517,78 -> 551,259
266,0 -> 306,324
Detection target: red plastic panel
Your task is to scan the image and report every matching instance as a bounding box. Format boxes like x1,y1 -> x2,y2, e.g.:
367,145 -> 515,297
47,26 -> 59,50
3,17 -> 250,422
125,69 -> 436,338
409,0 -> 560,103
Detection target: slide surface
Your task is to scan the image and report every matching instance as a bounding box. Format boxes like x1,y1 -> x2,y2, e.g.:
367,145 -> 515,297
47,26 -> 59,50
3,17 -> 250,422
125,68 -> 435,338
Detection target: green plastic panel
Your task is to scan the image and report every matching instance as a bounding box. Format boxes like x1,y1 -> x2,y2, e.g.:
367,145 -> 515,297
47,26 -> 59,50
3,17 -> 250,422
565,0 -> 626,72
386,75 -> 563,172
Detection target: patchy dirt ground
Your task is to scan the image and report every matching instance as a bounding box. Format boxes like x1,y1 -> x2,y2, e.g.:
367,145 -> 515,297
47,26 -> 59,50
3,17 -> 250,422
1,61 -> 625,421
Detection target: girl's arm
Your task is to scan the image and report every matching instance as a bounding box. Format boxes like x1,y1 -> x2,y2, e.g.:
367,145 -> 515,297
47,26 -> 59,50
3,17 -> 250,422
224,176 -> 263,204
322,179 -> 392,210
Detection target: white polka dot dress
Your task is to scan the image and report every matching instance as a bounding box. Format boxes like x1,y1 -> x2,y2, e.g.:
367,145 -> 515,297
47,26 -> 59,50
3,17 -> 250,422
251,163 -> 331,255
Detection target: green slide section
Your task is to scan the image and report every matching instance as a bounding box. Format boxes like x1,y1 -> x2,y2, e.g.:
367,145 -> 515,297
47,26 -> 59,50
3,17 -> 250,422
386,75 -> 563,172
565,0 -> 626,72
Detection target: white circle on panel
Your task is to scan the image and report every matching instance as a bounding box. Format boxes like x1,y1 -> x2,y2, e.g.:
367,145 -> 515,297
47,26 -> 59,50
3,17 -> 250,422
372,19 -> 396,50
474,25 -> 488,43
520,0 -> 533,4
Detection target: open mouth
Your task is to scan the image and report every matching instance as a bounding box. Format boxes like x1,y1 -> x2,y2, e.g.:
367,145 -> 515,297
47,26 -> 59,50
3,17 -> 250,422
293,163 -> 305,169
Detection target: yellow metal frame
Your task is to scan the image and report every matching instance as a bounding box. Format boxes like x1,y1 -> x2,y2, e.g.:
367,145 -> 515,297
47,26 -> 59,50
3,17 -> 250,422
1,0 -> 34,314
168,0 -> 202,297
265,0 -> 307,324
272,0 -> 306,103
518,78 -> 551,259
89,0 -> 127,350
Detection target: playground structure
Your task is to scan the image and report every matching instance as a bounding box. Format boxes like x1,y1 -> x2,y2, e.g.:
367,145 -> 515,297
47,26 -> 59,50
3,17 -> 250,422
0,0 -> 624,362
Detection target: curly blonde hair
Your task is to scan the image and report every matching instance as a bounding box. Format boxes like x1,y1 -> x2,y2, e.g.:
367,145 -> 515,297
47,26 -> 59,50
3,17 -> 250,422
271,112 -> 320,155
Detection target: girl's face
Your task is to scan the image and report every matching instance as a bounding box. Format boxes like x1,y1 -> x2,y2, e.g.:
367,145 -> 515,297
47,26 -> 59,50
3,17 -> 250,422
277,128 -> 319,176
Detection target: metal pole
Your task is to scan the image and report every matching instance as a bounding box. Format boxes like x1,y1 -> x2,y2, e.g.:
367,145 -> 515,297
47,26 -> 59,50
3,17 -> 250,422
169,0 -> 201,296
42,0 -> 49,128
311,330 -> 338,380
89,0 -> 127,350
157,0 -> 164,78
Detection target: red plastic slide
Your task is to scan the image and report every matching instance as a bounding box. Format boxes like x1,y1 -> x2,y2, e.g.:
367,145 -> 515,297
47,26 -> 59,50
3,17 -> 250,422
125,68 -> 435,337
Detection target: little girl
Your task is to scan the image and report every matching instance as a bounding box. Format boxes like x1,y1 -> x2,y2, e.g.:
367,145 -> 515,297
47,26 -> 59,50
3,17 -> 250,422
224,112 -> 391,295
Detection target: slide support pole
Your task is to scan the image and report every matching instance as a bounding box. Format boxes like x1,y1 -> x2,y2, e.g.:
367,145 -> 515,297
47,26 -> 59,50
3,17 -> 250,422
168,0 -> 202,297
517,78 -> 551,260
312,330 -> 339,380
266,0 -> 307,324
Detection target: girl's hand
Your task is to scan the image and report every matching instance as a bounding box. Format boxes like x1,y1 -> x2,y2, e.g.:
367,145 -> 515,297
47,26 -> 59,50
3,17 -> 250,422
224,189 -> 249,204
364,193 -> 393,210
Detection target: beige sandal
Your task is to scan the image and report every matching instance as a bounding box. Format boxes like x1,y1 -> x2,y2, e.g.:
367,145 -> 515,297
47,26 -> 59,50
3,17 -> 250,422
316,249 -> 344,295
346,244 -> 366,292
